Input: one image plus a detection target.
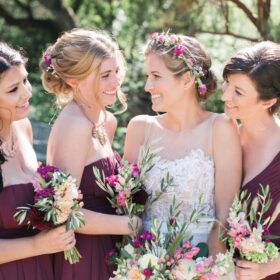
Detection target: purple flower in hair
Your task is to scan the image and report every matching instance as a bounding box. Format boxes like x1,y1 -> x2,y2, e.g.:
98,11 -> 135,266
171,44 -> 185,57
198,84 -> 207,95
43,53 -> 52,67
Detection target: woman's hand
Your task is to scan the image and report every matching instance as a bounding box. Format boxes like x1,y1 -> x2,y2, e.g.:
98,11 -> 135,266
235,259 -> 272,280
33,225 -> 76,254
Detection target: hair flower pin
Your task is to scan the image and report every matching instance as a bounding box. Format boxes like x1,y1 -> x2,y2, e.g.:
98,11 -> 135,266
43,53 -> 52,67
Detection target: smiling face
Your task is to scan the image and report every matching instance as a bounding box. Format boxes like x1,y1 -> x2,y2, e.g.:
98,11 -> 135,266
145,54 -> 186,112
0,64 -> 32,123
77,54 -> 123,108
221,73 -> 267,120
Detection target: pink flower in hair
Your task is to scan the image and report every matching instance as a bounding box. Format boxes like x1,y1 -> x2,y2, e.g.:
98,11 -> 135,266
169,34 -> 178,43
150,32 -> 159,40
171,45 -> 185,57
158,34 -> 165,43
43,53 -> 52,67
198,84 -> 207,95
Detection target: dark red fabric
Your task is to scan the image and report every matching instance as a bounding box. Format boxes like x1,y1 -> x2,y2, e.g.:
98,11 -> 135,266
54,156 -> 122,280
0,183 -> 54,280
242,151 -> 280,280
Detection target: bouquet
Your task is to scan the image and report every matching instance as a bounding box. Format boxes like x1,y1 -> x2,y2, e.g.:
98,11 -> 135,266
223,184 -> 280,263
108,198 -> 233,280
93,146 -> 172,220
14,164 -> 85,264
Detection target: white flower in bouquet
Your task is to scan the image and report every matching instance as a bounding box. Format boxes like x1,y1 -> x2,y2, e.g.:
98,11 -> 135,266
124,243 -> 135,257
173,259 -> 196,280
138,253 -> 159,269
127,266 -> 145,280
240,227 -> 265,254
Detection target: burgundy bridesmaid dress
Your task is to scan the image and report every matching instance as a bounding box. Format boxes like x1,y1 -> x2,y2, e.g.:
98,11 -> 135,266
242,151 -> 280,280
0,183 -> 54,280
54,156 -> 122,280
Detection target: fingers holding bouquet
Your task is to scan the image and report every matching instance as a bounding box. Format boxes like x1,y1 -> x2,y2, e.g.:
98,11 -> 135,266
34,225 -> 76,254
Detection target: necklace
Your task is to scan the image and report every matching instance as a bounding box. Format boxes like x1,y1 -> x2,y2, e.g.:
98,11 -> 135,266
92,122 -> 107,146
75,101 -> 108,146
0,128 -> 17,158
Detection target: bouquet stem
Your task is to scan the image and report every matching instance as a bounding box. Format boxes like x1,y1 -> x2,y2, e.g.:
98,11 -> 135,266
64,246 -> 82,264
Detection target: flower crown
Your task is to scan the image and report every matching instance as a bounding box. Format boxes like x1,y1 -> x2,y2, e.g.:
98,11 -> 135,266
147,32 -> 207,95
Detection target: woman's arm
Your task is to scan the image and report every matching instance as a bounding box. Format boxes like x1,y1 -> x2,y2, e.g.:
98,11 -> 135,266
0,226 -> 75,264
208,115 -> 242,256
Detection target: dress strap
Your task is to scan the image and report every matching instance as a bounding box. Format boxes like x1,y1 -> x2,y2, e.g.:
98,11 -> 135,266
208,113 -> 219,158
143,115 -> 154,146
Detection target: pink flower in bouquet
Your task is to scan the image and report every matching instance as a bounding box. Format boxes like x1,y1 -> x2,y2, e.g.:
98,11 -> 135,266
105,174 -> 119,187
37,165 -> 59,181
116,191 -> 126,207
27,208 -> 53,230
132,238 -> 143,248
143,268 -> 153,277
171,45 -> 185,57
169,216 -> 176,225
132,164 -> 140,177
140,230 -> 155,241
200,272 -> 219,280
34,187 -> 54,202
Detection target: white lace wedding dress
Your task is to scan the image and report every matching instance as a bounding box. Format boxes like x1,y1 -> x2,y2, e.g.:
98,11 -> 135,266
142,115 -> 235,280
143,148 -> 215,245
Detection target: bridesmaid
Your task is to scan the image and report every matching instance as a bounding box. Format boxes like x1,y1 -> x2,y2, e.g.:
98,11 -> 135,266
40,28 -> 139,280
0,43 -> 75,280
222,41 -> 280,280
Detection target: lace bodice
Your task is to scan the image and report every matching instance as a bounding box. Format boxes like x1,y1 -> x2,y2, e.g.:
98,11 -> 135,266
143,148 -> 216,244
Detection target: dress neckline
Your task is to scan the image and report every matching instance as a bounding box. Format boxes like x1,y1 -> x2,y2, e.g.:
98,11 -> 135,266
242,150 -> 280,188
153,148 -> 214,165
84,154 -> 116,169
2,182 -> 33,191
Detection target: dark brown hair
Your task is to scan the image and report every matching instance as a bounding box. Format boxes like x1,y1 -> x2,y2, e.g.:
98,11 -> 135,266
223,41 -> 280,115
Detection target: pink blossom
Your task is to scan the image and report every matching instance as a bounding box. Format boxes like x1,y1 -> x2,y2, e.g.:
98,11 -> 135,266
140,230 -> 155,241
132,164 -> 140,177
200,272 -> 219,280
158,34 -> 165,43
195,262 -> 205,274
171,45 -> 185,57
116,191 -> 126,207
169,34 -> 178,43
143,268 -> 153,277
198,84 -> 207,95
43,53 -> 52,67
105,174 -> 119,187
190,246 -> 200,256
132,238 -> 143,248
183,240 -> 191,249
150,32 -> 159,40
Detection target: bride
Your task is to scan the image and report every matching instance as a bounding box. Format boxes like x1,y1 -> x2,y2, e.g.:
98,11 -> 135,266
124,32 -> 242,260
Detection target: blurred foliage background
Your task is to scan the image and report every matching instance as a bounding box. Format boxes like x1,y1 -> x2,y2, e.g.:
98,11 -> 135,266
0,0 -> 279,154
